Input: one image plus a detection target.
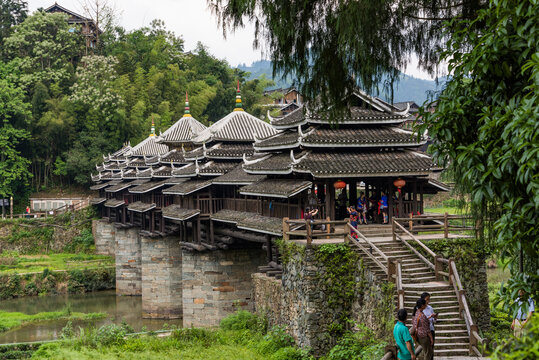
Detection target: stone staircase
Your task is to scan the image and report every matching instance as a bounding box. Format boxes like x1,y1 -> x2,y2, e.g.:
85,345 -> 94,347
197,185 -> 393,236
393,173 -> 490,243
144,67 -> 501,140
351,225 -> 472,358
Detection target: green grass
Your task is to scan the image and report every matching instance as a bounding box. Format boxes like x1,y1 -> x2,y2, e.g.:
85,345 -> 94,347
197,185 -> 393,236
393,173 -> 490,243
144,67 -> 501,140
0,253 -> 114,275
424,206 -> 469,215
0,308 -> 106,333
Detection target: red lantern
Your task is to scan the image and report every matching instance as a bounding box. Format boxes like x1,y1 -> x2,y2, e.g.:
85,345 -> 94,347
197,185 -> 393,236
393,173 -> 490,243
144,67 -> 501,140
334,180 -> 346,189
393,178 -> 406,189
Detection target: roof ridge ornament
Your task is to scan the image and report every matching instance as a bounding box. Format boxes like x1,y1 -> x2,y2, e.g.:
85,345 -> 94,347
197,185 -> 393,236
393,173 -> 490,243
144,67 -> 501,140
290,149 -> 308,165
150,116 -> 156,136
242,153 -> 270,166
183,91 -> 192,117
233,80 -> 244,112
195,158 -> 200,175
267,110 -> 275,123
203,142 -> 207,157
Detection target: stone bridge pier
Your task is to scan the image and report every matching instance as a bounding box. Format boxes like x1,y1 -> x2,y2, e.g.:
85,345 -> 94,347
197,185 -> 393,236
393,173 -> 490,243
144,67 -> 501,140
93,220 -> 267,324
182,248 -> 266,327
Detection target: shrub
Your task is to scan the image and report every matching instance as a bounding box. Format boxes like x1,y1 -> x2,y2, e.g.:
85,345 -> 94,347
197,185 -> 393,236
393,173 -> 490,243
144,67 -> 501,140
324,326 -> 379,360
492,314 -> 539,359
257,327 -> 295,354
220,310 -> 266,333
270,346 -> 313,360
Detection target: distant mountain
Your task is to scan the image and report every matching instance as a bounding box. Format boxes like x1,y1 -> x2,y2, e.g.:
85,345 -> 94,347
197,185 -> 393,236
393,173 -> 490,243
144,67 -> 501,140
237,60 -> 444,105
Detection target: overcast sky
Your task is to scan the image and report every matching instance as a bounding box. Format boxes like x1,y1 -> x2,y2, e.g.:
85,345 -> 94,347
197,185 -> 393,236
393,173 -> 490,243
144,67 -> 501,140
28,0 -> 433,80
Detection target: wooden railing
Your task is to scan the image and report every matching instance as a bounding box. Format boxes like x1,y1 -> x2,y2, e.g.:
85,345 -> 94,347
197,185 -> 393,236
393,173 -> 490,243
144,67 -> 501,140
282,218 -> 347,245
393,213 -> 474,238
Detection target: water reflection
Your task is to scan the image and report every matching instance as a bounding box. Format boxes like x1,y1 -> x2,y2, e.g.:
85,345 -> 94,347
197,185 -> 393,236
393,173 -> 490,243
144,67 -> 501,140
0,291 -> 182,344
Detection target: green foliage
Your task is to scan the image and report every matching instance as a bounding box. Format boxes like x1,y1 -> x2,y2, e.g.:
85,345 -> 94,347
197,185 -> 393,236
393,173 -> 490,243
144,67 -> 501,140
419,0 -> 539,303
257,326 -> 296,354
0,308 -> 105,333
322,326 -> 386,360
0,0 -> 27,57
269,346 -> 313,360
4,11 -> 82,89
314,243 -> 359,310
491,314 -> 539,359
220,310 -> 267,333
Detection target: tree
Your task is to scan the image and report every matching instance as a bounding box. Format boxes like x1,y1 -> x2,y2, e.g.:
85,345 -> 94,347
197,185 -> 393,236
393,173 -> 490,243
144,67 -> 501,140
69,55 -> 124,132
0,0 -> 27,58
4,11 -> 82,89
419,0 -> 538,303
0,61 -> 31,199
208,0 -> 486,110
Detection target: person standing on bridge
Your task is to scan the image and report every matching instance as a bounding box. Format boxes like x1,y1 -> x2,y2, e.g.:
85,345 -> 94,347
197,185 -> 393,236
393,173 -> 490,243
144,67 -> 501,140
411,298 -> 433,360
394,309 -> 416,360
421,292 -> 437,360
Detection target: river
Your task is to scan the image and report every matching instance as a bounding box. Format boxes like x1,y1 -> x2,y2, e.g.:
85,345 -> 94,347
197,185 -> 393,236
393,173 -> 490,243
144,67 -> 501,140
0,291 -> 182,344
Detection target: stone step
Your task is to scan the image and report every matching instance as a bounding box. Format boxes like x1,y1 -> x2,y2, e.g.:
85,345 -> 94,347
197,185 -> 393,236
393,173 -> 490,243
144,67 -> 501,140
402,275 -> 437,281
434,348 -> 470,356
404,300 -> 459,307
404,290 -> 456,297
435,336 -> 469,343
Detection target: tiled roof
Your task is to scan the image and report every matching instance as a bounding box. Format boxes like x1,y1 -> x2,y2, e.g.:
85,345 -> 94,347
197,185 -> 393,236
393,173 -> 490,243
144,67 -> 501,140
205,143 -> 254,159
126,159 -> 147,168
104,199 -> 125,208
160,150 -> 187,164
183,147 -> 205,161
211,209 -> 251,223
254,131 -> 300,151
105,180 -> 149,192
127,201 -> 156,212
128,135 -> 169,156
242,152 -> 296,174
239,179 -> 312,198
152,165 -> 172,178
144,155 -> 160,165
172,163 -> 197,177
308,107 -> 411,125
122,169 -> 138,179
269,107 -> 306,129
162,179 -> 212,195
212,164 -> 266,185
162,205 -> 200,221
301,127 -> 425,147
294,150 -> 435,178
157,116 -> 207,145
90,181 -> 120,190
162,177 -> 188,186
89,197 -> 106,205
199,161 -> 237,176
129,180 -> 168,194
237,214 -> 283,236
193,110 -> 278,143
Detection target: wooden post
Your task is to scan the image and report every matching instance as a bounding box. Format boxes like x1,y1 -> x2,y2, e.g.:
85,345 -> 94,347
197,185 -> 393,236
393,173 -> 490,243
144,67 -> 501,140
470,324 -> 479,353
161,214 -> 165,232
266,235 -> 272,262
392,218 -> 396,242
326,216 -> 331,239
305,219 -> 312,246
409,212 -> 413,231
349,181 -> 357,207
150,211 -> 155,232
419,183 -> 424,214
283,217 -> 290,241
387,258 -> 396,283
196,216 -> 201,244
388,180 -> 394,222
209,219 -> 215,245
328,182 -> 335,220
412,181 -> 418,215
444,212 -> 449,238
448,258 -> 454,285
435,256 -> 442,281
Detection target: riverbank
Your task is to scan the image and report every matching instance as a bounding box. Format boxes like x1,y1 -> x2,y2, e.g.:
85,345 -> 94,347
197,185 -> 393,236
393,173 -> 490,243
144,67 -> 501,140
24,311 -> 386,360
0,308 -> 105,333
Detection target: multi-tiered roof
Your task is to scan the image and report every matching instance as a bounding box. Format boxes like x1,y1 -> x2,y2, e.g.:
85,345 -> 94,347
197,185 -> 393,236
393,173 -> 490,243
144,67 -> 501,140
244,91 -> 435,179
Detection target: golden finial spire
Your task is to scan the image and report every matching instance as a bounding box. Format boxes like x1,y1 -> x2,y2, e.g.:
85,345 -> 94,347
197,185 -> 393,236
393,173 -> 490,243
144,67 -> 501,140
233,80 -> 244,111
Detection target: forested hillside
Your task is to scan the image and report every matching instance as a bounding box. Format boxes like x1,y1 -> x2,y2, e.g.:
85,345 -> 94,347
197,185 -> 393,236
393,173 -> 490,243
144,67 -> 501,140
0,2 -> 272,207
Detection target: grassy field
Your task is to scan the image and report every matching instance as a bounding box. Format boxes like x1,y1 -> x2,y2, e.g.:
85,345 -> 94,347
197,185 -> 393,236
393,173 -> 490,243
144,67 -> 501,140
424,206 -> 469,215
0,308 -> 106,333
0,253 -> 114,275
